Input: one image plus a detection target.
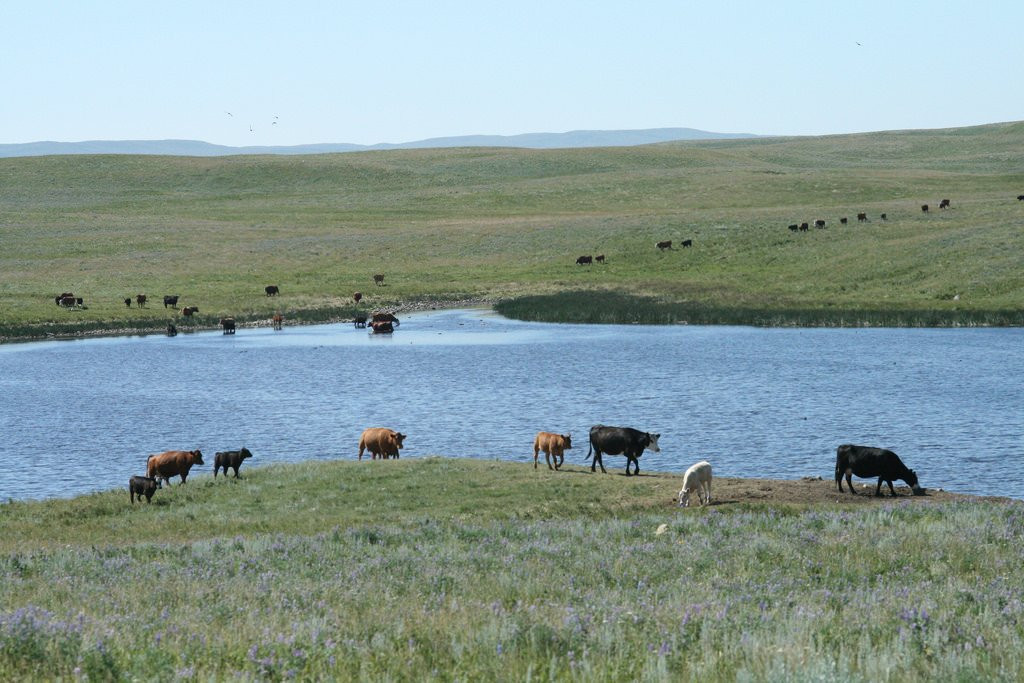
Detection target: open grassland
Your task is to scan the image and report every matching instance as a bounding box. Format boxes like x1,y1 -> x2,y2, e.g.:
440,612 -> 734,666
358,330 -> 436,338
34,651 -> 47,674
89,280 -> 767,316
1,122 -> 1023,338
1,458 -> 1022,681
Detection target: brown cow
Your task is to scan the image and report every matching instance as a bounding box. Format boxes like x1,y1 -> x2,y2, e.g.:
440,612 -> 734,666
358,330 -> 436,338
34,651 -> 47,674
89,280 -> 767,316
533,432 -> 572,471
656,240 -> 672,251
136,294 -> 147,307
272,312 -> 283,330
353,291 -> 363,304
146,449 -> 204,485
857,212 -> 868,222
181,306 -> 199,317
373,274 -> 385,286
358,428 -> 406,460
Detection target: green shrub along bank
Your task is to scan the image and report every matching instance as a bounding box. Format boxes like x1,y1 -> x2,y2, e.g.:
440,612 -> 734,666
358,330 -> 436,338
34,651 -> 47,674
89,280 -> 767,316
2,121 -> 1023,339
1,459 -> 1022,681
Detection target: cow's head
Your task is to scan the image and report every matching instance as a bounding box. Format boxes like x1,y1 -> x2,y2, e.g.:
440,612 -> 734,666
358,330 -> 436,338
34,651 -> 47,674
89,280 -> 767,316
394,433 -> 406,449
906,469 -> 925,495
240,447 -> 253,460
562,434 -> 572,450
646,433 -> 661,453
191,449 -> 204,465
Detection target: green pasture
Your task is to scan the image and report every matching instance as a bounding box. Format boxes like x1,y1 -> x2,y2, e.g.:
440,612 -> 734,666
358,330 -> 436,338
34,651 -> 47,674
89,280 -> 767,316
1,459 -> 1022,680
1,121 -> 1023,338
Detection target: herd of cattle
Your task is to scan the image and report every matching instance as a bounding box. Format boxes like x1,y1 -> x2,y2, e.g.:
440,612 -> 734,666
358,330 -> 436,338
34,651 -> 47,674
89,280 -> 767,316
127,422 -> 924,508
786,198 -> 961,233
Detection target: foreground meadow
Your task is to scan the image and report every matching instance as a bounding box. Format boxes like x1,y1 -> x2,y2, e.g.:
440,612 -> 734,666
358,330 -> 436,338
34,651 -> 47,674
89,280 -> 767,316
1,122 -> 1023,339
1,458 -> 1021,681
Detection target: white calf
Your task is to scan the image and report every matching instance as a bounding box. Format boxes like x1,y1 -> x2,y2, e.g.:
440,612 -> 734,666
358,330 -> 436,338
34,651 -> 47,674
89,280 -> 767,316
678,460 -> 712,507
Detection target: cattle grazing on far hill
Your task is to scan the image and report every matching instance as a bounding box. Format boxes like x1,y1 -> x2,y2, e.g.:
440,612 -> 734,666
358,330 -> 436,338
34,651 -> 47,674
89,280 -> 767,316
678,460 -> 712,507
180,306 -> 199,317
656,240 -> 673,251
857,212 -> 868,222
265,285 -> 279,296
533,432 -> 572,471
353,291 -> 362,304
55,292 -> 74,306
799,222 -> 809,232
788,224 -> 798,232
373,274 -> 385,286
214,447 -> 253,478
1018,195 -> 1024,201
124,297 -> 132,307
835,444 -> 924,497
146,449 -> 204,486
681,239 -> 693,248
587,425 -> 661,476
163,295 -> 179,308
880,213 -> 887,220
576,255 -> 593,265
840,217 -> 848,225
939,198 -> 951,209
595,254 -> 605,263
921,204 -> 929,213
814,219 -> 826,229
358,428 -> 406,460
135,294 -> 147,307
128,475 -> 161,504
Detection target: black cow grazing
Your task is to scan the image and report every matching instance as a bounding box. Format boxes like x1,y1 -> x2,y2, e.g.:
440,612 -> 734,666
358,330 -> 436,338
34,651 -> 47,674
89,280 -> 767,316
129,475 -> 161,504
681,239 -> 693,248
788,224 -> 799,232
214,447 -> 253,478
265,285 -> 280,296
595,254 -> 605,263
373,274 -> 385,286
166,323 -> 177,337
799,222 -> 809,232
576,255 -> 593,265
656,240 -> 673,251
857,212 -> 868,222
220,317 -> 236,334
880,213 -> 887,221
814,219 -> 826,229
1017,195 -> 1024,201
840,217 -> 848,225
835,444 -> 924,497
921,204 -> 929,213
587,425 -> 661,476
163,295 -> 179,308
939,199 -> 950,209
124,297 -> 132,307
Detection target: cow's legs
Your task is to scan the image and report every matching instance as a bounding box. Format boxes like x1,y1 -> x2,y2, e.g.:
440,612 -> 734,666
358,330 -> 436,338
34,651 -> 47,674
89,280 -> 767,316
591,451 -> 606,473
875,478 -> 884,496
885,479 -> 897,496
845,472 -> 856,495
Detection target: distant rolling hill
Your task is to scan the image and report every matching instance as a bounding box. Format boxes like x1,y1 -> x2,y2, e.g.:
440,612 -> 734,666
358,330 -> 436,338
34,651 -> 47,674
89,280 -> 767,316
0,128 -> 757,158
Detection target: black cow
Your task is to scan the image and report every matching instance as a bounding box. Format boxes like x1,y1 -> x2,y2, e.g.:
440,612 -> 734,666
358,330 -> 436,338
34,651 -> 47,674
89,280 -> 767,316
595,254 -> 605,263
840,217 -> 848,225
166,323 -> 177,337
921,204 -> 929,213
129,475 -> 161,504
857,212 -> 868,222
814,219 -> 826,229
835,444 -> 923,497
587,425 -> 661,476
576,255 -> 593,265
799,222 -> 809,232
163,295 -> 179,308
656,240 -> 673,251
681,239 -> 693,248
220,317 -> 236,334
214,447 -> 253,478
880,213 -> 887,220
788,224 -> 799,232
939,199 -> 951,209
1017,195 -> 1024,201
265,285 -> 280,296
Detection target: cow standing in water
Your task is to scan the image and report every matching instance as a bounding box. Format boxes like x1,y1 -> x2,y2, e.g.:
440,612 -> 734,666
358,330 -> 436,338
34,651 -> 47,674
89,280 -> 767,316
587,425 -> 660,476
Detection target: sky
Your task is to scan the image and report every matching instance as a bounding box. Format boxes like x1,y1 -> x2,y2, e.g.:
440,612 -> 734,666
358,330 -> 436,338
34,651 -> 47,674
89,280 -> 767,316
2,1 -> 1022,147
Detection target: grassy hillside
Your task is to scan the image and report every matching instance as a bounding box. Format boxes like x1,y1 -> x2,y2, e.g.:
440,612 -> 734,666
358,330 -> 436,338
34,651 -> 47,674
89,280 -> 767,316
1,122 -> 1023,338
1,459 -> 1022,680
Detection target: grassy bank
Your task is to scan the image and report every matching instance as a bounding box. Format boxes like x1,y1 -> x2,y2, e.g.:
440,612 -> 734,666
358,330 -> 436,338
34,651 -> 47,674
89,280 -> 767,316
1,458 -> 1021,680
1,122 -> 1023,339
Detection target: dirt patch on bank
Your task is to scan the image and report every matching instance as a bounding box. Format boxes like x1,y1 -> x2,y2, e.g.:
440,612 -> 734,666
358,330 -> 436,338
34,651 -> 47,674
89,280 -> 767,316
657,475 -> 1017,508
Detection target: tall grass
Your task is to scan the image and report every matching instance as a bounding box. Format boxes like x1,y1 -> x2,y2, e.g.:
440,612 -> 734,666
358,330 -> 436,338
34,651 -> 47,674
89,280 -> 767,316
1,459 -> 1022,680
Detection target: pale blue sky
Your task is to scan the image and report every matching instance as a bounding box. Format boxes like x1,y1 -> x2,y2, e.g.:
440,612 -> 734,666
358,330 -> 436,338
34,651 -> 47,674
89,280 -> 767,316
3,1 -> 1021,146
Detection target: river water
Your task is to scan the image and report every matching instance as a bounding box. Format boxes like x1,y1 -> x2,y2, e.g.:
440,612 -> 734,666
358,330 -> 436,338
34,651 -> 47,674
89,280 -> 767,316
0,309 -> 1020,501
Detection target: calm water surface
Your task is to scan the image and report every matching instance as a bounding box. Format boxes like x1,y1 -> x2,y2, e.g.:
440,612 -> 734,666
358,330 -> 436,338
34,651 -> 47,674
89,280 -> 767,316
0,309 -> 1020,501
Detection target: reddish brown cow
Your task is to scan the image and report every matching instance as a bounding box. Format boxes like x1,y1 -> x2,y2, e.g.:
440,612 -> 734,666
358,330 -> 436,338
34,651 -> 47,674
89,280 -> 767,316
353,291 -> 363,304
146,449 -> 204,485
272,312 -> 283,330
656,240 -> 673,251
533,431 -> 572,470
180,306 -> 199,317
358,428 -> 406,460
136,294 -> 147,307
